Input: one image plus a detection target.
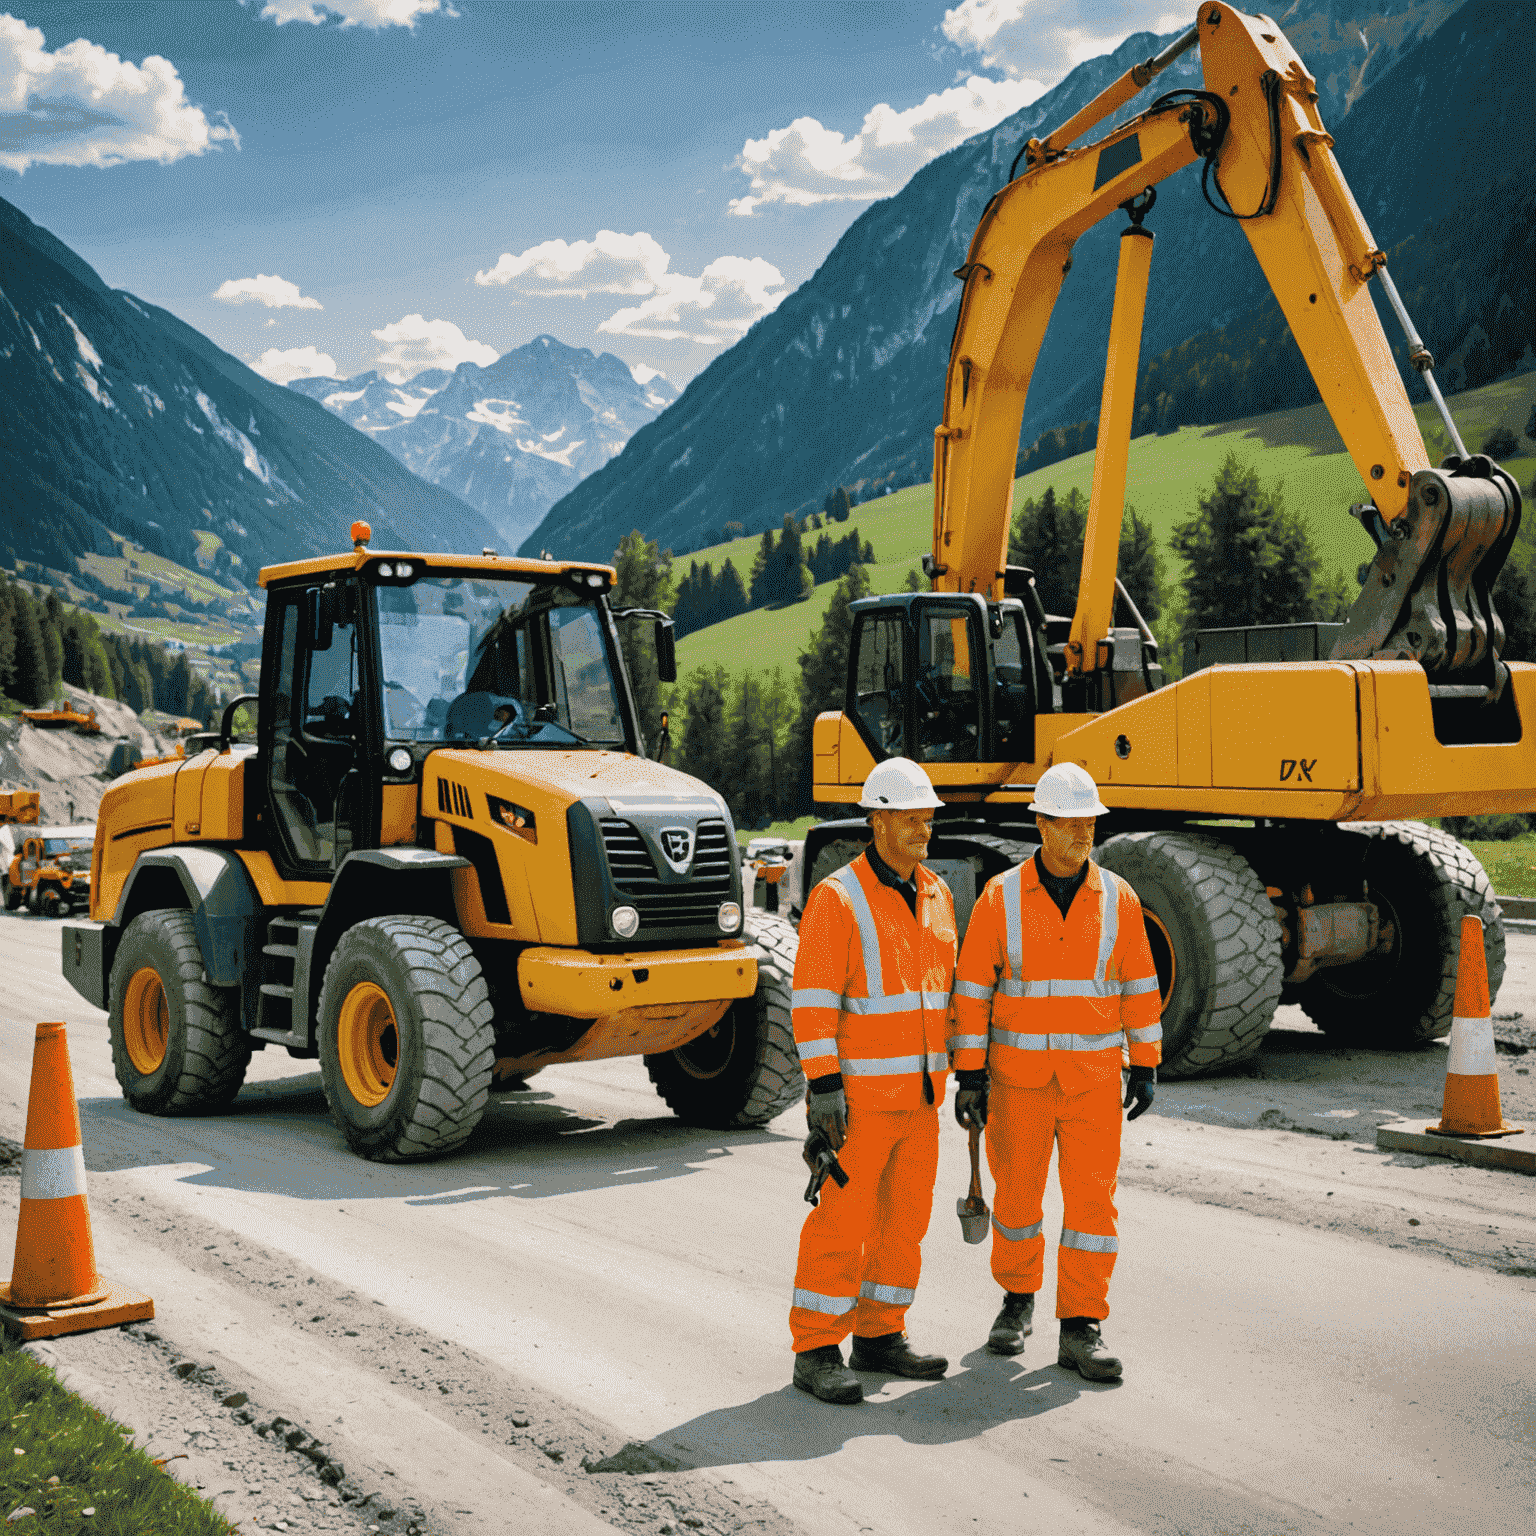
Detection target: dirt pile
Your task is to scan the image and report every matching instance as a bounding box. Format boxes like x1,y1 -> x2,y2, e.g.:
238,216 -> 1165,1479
0,689 -> 175,824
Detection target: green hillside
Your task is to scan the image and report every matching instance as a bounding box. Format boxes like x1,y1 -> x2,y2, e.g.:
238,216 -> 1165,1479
675,373 -> 1536,682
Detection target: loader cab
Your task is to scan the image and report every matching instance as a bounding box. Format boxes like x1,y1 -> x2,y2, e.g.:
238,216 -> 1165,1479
258,556 -> 646,881
847,592 -> 1051,767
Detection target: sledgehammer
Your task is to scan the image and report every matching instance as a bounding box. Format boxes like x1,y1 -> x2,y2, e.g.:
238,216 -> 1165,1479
957,1121 -> 989,1243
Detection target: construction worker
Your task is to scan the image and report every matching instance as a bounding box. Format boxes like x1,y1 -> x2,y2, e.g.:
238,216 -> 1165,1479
789,757 -> 958,1404
949,762 -> 1160,1381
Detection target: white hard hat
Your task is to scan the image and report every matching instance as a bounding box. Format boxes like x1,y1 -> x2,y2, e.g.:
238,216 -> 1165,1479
860,757 -> 943,811
1033,762 -> 1109,817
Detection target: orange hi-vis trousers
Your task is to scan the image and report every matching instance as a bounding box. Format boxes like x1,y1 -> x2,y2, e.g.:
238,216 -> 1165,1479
985,1077 -> 1121,1320
790,1105 -> 940,1352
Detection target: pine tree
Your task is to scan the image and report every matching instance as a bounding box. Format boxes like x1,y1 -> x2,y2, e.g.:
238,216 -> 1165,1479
716,559 -> 748,623
1171,454 -> 1327,634
1117,506 -> 1163,626
610,530 -> 674,735
789,563 -> 871,811
9,584 -> 51,704
677,666 -> 731,795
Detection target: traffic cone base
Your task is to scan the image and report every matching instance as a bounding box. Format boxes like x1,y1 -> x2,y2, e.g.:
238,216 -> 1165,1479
1426,918 -> 1524,1141
1,1022 -> 154,1341
0,1282 -> 153,1342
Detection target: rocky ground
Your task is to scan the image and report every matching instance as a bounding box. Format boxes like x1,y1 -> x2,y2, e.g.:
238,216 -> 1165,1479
0,689 -> 175,825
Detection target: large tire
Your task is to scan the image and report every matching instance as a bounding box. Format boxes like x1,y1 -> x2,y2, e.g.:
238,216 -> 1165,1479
807,838 -> 865,895
38,887 -> 65,920
645,911 -> 802,1128
1294,821 -> 1505,1048
317,916 -> 495,1162
1096,831 -> 1284,1078
108,910 -> 251,1114
1,875 -> 20,912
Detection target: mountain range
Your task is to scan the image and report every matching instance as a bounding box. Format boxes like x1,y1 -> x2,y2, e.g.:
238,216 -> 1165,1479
521,0 -> 1529,564
0,196 -> 499,583
288,338 -> 678,554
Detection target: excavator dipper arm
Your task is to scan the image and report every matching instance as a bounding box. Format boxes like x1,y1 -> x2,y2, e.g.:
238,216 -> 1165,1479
931,4 -> 1517,685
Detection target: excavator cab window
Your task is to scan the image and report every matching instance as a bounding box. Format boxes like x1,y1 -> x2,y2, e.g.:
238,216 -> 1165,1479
991,605 -> 1037,763
851,611 -> 907,756
914,608 -> 982,764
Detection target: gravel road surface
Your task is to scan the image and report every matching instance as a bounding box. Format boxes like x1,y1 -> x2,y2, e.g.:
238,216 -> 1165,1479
2,909 -> 1532,1536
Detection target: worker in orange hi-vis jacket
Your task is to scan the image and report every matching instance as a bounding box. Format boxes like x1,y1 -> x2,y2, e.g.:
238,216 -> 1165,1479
949,762 -> 1161,1382
788,757 -> 958,1405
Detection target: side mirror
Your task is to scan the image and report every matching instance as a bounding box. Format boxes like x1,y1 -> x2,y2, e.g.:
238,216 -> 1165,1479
220,693 -> 261,752
655,617 -> 677,683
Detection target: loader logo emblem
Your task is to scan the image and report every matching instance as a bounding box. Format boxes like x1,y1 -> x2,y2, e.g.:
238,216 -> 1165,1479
659,827 -> 693,872
1280,759 -> 1317,783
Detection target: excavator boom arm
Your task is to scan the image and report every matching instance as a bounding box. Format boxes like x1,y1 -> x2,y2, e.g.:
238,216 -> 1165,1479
932,4 -> 1432,606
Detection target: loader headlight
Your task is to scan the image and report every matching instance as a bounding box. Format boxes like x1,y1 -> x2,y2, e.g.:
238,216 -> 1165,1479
611,905 -> 640,939
717,901 -> 742,933
387,748 -> 413,774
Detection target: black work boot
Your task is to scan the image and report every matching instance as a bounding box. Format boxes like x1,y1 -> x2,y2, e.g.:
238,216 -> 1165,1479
848,1332 -> 948,1379
792,1346 -> 863,1404
1057,1318 -> 1123,1381
987,1291 -> 1035,1356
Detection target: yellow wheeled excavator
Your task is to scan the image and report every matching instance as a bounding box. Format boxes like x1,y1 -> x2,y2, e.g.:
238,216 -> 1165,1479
62,528 -> 801,1161
802,4 -> 1528,1075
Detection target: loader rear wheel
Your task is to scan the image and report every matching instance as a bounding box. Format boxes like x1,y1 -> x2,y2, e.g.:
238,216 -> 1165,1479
1,875 -> 20,912
108,910 -> 251,1113
1096,832 -> 1284,1078
1294,821 -> 1505,1048
317,916 -> 496,1162
646,911 -> 802,1128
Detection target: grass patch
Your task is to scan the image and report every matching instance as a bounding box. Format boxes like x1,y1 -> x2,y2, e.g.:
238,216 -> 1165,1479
1466,835 -> 1536,899
673,372 -> 1536,686
735,814 -> 822,847
0,1330 -> 237,1535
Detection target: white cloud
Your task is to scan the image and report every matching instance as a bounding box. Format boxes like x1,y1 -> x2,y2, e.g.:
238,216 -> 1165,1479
728,74 -> 1039,216
372,313 -> 496,380
0,14 -> 239,173
256,0 -> 445,28
941,0 -> 1187,84
628,362 -> 665,386
253,345 -> 337,384
212,274 -> 322,310
474,230 -> 670,297
474,231 -> 787,346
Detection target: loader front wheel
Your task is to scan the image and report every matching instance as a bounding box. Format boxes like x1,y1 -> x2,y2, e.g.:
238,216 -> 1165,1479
1,875 -> 20,912
108,910 -> 251,1114
1096,832 -> 1284,1077
646,911 -> 802,1128
318,916 -> 495,1162
1293,821 -> 1505,1048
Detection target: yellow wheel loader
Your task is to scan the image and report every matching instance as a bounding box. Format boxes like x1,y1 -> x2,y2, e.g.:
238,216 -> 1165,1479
801,5 -> 1529,1076
62,528 -> 800,1161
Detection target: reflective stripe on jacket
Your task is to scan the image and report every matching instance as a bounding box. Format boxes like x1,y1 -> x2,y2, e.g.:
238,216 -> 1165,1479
949,856 -> 1161,1091
792,853 -> 958,1109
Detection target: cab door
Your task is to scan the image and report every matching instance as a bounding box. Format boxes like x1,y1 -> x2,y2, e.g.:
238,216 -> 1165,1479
261,578 -> 379,878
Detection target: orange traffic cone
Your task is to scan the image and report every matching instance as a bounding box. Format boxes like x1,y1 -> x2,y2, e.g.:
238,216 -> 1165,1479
0,1022 -> 154,1341
1426,917 -> 1524,1142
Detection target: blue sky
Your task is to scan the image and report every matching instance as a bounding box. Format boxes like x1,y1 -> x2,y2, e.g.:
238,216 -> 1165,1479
0,1 -> 1183,389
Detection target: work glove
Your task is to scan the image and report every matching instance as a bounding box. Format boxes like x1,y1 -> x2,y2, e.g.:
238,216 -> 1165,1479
806,1084 -> 848,1150
954,1070 -> 989,1129
1123,1065 -> 1156,1121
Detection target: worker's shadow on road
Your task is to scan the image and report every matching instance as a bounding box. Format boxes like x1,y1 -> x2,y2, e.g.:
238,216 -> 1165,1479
76,1077 -> 795,1205
650,1347 -> 1108,1466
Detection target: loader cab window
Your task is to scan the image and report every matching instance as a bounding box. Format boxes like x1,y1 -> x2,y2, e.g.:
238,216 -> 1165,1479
266,583 -> 362,874
375,575 -> 630,751
851,612 -> 907,756
914,607 -> 981,764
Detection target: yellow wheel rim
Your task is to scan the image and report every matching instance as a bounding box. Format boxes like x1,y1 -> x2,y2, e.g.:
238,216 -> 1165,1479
338,982 -> 398,1107
123,967 -> 169,1075
1144,912 -> 1177,1012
